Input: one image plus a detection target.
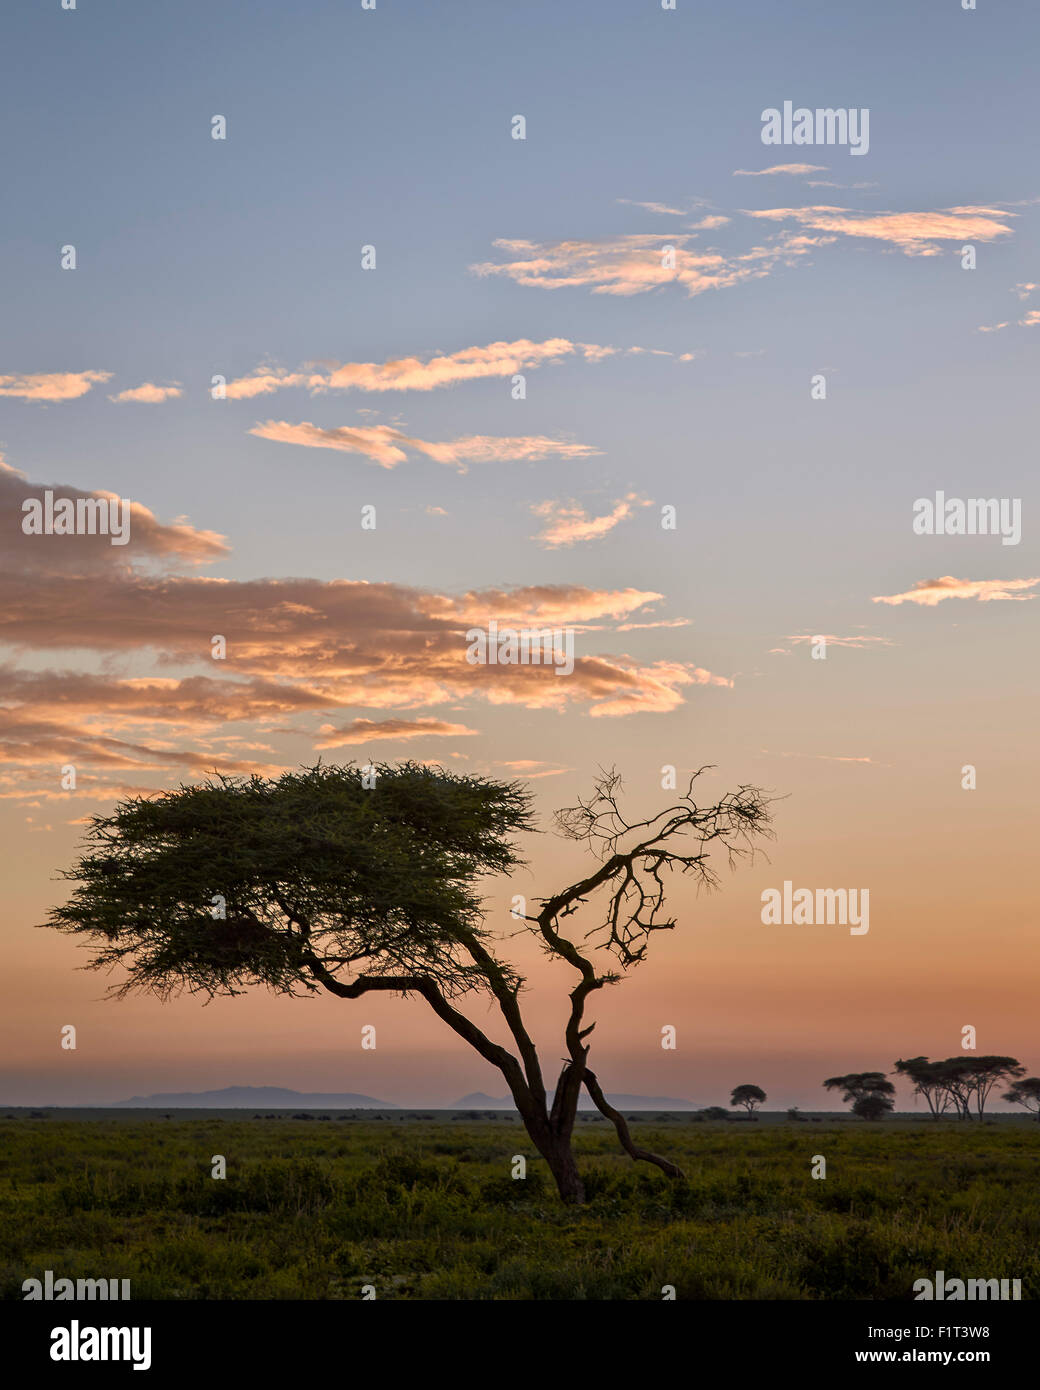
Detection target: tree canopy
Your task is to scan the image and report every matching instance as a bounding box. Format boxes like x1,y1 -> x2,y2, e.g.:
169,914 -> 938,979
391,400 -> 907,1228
730,1084 -> 766,1114
894,1056 -> 1025,1119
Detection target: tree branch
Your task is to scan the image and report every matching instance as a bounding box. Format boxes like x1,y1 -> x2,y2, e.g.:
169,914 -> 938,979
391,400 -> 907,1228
582,1069 -> 686,1178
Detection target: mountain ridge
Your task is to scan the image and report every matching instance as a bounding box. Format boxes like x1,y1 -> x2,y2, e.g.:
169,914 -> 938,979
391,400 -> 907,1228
113,1085 -> 393,1108
454,1091 -> 702,1111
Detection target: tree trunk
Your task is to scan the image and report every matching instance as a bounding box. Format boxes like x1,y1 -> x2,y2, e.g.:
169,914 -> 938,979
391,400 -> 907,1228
520,1111 -> 586,1204
544,1137 -> 586,1205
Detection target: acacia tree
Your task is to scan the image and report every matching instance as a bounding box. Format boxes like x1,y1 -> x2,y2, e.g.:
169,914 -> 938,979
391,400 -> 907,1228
1004,1078 -> 1040,1121
45,762 -> 773,1205
960,1057 -> 1025,1118
893,1057 -> 952,1118
897,1056 -> 1025,1120
730,1084 -> 766,1116
822,1072 -> 895,1119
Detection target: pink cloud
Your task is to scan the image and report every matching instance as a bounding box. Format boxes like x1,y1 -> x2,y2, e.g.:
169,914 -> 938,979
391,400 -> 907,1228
315,718 -> 479,747
109,383 -> 183,404
0,371 -> 112,402
250,420 -> 599,471
471,233 -> 819,298
531,493 -> 651,547
226,339 -> 622,399
732,164 -> 827,176
744,205 -> 1015,255
872,576 -> 1040,606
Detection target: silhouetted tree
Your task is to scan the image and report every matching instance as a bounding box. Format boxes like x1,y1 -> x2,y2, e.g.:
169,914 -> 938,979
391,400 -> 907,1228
823,1071 -> 895,1118
1004,1078 -> 1040,1121
45,762 -> 773,1205
730,1084 -> 766,1115
960,1057 -> 1025,1118
852,1094 -> 892,1121
893,1057 -> 952,1118
902,1056 -> 1025,1120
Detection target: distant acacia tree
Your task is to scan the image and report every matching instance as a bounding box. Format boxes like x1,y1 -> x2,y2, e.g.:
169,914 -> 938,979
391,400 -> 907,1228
895,1055 -> 1024,1121
45,762 -> 773,1205
823,1072 -> 895,1119
1004,1078 -> 1040,1121
893,1057 -> 952,1118
730,1084 -> 766,1115
959,1057 -> 1025,1118
851,1095 -> 892,1121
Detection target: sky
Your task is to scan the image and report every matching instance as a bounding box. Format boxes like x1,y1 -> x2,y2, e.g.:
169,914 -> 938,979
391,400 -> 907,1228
1,0 -> 1037,1109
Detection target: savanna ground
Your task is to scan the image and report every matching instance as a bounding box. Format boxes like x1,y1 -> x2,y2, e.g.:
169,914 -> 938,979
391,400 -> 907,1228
1,1112 -> 1037,1300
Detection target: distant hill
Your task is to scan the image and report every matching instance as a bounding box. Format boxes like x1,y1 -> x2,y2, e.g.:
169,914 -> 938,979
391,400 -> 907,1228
454,1091 -> 701,1111
113,1085 -> 393,1109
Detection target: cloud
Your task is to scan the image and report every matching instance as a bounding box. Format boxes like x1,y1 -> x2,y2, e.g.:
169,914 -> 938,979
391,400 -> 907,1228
249,420 -> 600,471
615,617 -> 691,632
0,458 -> 229,573
531,493 -> 651,547
872,576 -> 1040,606
733,164 -> 827,176
0,464 -> 728,732
0,708 -> 270,777
496,759 -> 571,779
688,215 -> 731,229
471,233 -> 820,298
314,718 -> 479,747
617,198 -> 688,216
743,205 -> 1015,255
0,463 -> 737,802
784,634 -> 893,649
108,383 -> 183,404
764,749 -> 881,765
978,292 -> 1040,331
223,369 -> 312,399
804,180 -> 878,190
0,371 -> 112,402
225,339 -> 618,399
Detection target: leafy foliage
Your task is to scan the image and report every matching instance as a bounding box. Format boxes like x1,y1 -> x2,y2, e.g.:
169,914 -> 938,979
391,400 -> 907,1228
44,762 -> 533,1001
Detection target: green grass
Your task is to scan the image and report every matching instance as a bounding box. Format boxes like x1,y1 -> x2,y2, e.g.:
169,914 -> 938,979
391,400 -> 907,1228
1,1117 -> 1037,1300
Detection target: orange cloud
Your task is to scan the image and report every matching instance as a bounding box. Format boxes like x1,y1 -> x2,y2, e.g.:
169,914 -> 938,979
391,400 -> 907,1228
108,383 -> 183,403
617,198 -> 688,215
0,371 -> 112,402
0,459 -> 228,573
531,494 -> 652,547
0,465 -> 734,803
226,339 -> 619,399
785,633 -> 893,648
872,576 -> 1040,606
471,234 -> 817,297
744,205 -> 1015,255
315,718 -> 479,747
250,420 -> 599,471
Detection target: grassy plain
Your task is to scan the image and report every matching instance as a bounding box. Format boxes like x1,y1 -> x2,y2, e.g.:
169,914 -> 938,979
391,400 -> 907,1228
1,1111 -> 1036,1300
